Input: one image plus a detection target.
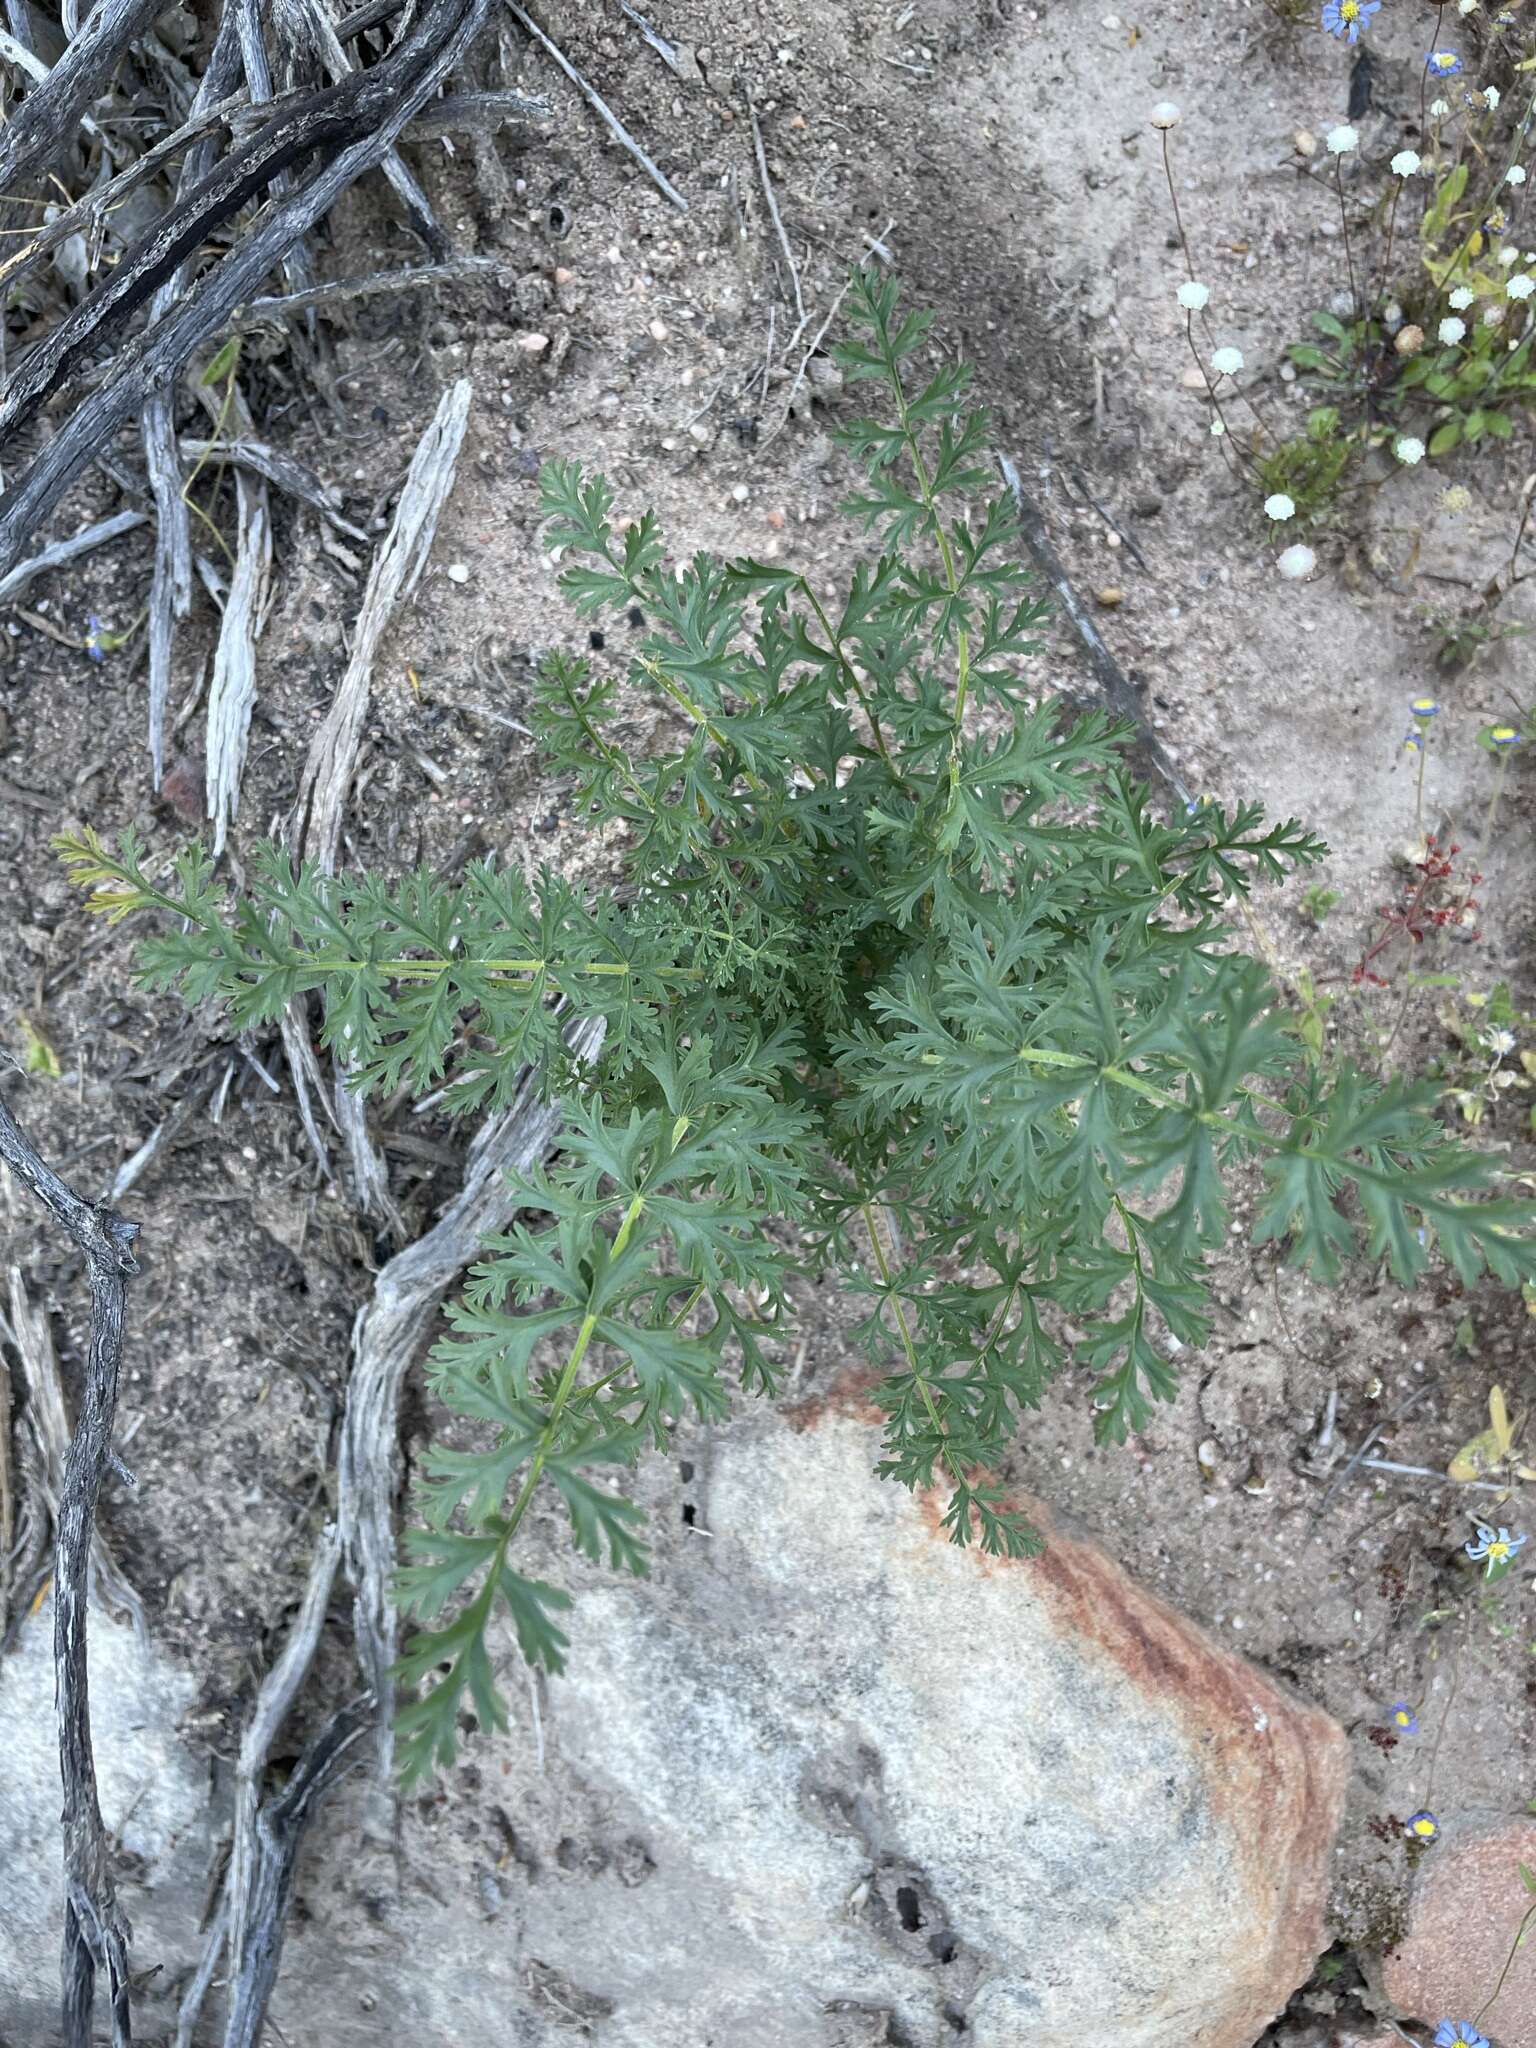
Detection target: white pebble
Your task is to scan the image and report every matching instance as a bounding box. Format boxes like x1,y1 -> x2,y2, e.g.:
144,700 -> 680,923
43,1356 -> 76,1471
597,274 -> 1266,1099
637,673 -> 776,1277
447,563 -> 470,584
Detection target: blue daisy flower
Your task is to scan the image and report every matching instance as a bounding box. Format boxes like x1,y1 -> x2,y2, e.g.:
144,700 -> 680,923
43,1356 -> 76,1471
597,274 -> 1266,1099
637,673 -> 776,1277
1426,50 -> 1465,76
1434,2025 -> 1491,2048
84,614 -> 106,664
1406,1810 -> 1440,1841
1466,1522 -> 1528,1575
1388,1701 -> 1419,1733
1322,0 -> 1381,40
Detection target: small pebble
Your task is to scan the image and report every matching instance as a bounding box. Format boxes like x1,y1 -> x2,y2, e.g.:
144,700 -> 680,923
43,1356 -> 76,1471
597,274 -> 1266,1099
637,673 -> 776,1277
516,332 -> 549,353
553,266 -> 574,286
1294,129 -> 1317,156
447,563 -> 470,584
766,508 -> 786,529
1181,367 -> 1206,389
1096,586 -> 1124,608
648,317 -> 669,341
731,483 -> 749,502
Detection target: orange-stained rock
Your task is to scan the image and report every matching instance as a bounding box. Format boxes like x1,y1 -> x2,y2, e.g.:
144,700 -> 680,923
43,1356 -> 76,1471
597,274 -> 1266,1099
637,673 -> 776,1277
1383,1820 -> 1536,2048
543,1406 -> 1350,2048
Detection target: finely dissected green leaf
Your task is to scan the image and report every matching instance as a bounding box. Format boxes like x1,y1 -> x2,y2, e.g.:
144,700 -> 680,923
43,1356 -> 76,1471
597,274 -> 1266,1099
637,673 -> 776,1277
65,270 -> 1536,1778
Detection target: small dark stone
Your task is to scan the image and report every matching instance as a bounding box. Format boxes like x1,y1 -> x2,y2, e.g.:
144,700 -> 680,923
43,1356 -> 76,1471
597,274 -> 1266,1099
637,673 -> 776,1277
1132,493 -> 1163,518
588,630 -> 605,651
371,404 -> 390,427
627,605 -> 644,629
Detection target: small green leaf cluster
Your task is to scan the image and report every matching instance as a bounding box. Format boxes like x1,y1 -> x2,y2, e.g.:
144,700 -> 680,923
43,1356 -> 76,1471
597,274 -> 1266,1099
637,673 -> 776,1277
61,272 -> 1536,1783
1256,405 -> 1353,529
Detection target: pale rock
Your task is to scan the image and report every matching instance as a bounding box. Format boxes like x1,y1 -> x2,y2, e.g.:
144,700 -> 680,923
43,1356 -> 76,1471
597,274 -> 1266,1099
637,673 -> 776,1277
1382,1819 -> 1536,2048
532,1400 -> 1349,2047
0,1599 -> 212,2040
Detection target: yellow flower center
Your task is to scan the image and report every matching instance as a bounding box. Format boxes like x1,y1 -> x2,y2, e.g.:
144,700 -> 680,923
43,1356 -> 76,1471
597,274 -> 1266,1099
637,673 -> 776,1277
1341,1 -> 1359,16
1489,1541 -> 1510,1560
1394,1711 -> 1411,1725
1413,1817 -> 1436,1835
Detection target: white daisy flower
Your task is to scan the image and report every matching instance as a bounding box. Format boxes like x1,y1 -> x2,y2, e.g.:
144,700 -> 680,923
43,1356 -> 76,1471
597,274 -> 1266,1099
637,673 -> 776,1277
1210,419 -> 1227,437
1438,315 -> 1467,343
1486,85 -> 1501,108
1150,102 -> 1182,129
1277,543 -> 1317,580
1488,1027 -> 1517,1056
1326,125 -> 1359,155
1264,493 -> 1296,522
1178,281 -> 1211,311
1458,0 -> 1479,11
1210,345 -> 1244,376
1448,286 -> 1475,309
1507,273 -> 1535,299
1430,97 -> 1451,117
1508,164 -> 1529,186
1395,435 -> 1426,464
1391,150 -> 1422,177
1499,244 -> 1521,266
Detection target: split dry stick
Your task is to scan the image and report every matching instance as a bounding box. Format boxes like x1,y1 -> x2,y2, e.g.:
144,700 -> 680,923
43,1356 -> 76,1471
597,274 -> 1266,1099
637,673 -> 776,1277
284,378 -> 471,1220
0,509 -> 148,608
0,0 -> 156,201
205,471 -> 274,855
177,436 -> 371,539
233,253 -> 506,326
0,1087 -> 141,2047
176,1028 -> 602,2044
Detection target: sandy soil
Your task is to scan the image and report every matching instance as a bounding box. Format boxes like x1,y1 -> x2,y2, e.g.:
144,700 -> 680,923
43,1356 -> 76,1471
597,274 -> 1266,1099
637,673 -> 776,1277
2,0 -> 1534,2041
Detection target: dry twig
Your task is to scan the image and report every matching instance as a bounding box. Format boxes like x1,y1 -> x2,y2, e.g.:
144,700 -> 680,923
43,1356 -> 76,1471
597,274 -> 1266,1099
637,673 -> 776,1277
504,0 -> 687,212
997,452 -> 1191,805
747,93 -> 805,334
0,510 -> 148,609
0,1086 -> 142,2047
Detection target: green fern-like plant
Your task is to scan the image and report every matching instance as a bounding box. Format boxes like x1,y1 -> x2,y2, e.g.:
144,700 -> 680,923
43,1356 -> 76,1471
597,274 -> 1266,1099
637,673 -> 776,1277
59,273 -> 1536,1782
